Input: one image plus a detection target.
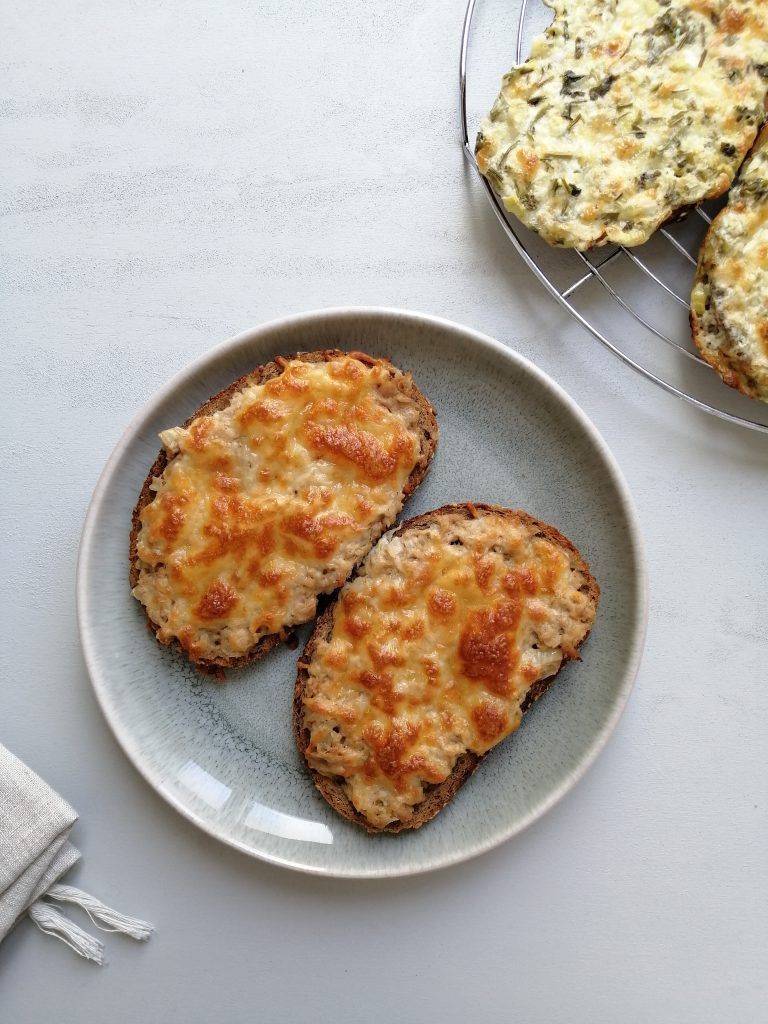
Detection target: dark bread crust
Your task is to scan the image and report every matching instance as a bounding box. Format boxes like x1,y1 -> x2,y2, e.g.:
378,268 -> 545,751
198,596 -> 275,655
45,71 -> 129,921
129,349 -> 438,672
294,502 -> 599,833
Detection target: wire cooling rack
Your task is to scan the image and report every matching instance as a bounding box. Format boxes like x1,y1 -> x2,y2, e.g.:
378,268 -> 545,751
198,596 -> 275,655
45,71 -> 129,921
460,0 -> 768,434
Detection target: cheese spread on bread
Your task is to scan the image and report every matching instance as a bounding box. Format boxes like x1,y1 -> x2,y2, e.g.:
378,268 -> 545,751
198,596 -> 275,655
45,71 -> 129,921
691,126 -> 768,401
476,0 -> 768,249
300,507 -> 598,829
132,355 -> 432,666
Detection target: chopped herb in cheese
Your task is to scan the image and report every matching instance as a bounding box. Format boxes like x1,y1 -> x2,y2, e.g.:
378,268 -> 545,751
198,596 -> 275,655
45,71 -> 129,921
476,0 -> 768,248
691,127 -> 768,402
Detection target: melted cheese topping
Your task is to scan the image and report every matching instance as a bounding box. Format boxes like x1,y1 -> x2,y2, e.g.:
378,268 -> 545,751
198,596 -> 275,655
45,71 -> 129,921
476,0 -> 768,249
132,356 -> 425,664
302,511 -> 597,829
691,126 -> 768,401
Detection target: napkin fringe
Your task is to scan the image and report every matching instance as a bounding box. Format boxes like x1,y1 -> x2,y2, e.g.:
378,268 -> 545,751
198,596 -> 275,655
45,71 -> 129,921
27,884 -> 154,964
46,883 -> 154,940
28,900 -> 105,964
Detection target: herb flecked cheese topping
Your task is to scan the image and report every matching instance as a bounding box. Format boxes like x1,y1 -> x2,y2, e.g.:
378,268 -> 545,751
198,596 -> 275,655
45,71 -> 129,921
132,356 -> 425,665
476,0 -> 768,249
301,510 -> 597,829
692,126 -> 768,401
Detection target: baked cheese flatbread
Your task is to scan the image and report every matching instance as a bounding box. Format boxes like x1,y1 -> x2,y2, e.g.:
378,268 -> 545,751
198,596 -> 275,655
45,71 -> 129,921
476,0 -> 768,249
691,126 -> 768,402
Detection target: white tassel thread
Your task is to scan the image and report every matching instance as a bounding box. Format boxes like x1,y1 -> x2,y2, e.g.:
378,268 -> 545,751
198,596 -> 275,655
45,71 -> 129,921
28,901 -> 105,964
45,884 -> 154,941
27,884 -> 154,964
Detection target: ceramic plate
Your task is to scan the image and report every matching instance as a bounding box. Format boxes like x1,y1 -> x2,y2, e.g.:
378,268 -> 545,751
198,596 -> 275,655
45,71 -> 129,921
77,308 -> 646,877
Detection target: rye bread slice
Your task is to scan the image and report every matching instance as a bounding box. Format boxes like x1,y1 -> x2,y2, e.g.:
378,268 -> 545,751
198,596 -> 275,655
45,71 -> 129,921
294,503 -> 599,833
130,349 -> 438,672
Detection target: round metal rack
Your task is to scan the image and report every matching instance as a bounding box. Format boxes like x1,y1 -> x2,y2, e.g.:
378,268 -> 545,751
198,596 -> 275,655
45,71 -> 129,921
459,0 -> 768,434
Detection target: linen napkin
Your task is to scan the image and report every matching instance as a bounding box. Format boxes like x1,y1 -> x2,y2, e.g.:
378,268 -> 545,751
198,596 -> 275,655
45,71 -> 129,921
0,743 -> 153,964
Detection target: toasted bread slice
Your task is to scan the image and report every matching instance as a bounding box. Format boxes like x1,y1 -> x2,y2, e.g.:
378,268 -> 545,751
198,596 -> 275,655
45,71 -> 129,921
475,0 -> 768,249
690,125 -> 768,402
294,503 -> 598,832
130,350 -> 437,671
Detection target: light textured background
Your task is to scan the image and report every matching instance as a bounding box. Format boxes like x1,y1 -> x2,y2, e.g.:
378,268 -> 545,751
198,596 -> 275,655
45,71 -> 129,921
2,1 -> 767,1022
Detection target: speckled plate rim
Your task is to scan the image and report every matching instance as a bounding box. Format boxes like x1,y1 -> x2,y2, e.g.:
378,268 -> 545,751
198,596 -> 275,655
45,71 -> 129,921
77,307 -> 648,878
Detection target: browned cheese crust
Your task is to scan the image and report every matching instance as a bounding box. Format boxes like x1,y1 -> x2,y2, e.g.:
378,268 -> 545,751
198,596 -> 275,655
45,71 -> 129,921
294,503 -> 599,833
130,350 -> 438,672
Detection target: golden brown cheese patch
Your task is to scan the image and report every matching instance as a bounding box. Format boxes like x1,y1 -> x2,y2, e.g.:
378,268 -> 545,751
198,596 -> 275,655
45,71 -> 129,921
301,512 -> 597,829
132,357 -> 424,663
